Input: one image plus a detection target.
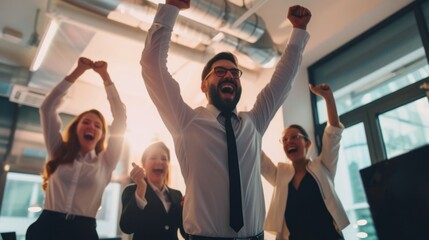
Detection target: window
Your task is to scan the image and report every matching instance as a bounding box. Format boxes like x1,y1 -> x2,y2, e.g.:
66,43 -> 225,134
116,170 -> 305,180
336,123 -> 377,239
310,7 -> 428,124
0,172 -> 43,240
379,97 -> 429,158
308,1 -> 429,239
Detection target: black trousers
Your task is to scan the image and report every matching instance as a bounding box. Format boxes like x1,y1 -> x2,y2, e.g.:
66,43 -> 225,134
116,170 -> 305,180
26,210 -> 98,240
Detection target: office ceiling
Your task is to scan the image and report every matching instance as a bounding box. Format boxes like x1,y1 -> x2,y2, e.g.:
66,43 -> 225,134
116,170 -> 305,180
0,0 -> 413,136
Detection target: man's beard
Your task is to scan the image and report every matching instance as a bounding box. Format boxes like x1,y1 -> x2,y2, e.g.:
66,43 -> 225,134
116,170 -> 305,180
208,83 -> 241,112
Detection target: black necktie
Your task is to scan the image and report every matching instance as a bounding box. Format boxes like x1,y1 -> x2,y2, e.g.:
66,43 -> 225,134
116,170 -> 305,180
221,111 -> 243,232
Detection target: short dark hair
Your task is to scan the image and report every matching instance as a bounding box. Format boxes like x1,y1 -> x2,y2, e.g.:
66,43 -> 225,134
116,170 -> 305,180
201,52 -> 238,81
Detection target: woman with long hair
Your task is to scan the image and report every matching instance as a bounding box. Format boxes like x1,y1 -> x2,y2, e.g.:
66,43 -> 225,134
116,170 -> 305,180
26,57 -> 127,240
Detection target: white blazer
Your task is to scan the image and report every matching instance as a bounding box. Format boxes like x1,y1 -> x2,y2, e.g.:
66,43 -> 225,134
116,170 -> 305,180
262,125 -> 350,240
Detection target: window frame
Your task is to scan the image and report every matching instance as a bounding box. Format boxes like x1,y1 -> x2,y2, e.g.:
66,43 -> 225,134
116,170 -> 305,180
308,0 -> 429,164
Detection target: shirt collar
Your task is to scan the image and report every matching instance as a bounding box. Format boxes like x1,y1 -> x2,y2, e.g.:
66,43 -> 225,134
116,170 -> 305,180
77,150 -> 97,161
148,181 -> 168,194
206,104 -> 238,118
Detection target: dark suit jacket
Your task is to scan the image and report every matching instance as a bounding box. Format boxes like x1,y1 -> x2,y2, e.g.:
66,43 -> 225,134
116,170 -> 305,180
119,182 -> 187,240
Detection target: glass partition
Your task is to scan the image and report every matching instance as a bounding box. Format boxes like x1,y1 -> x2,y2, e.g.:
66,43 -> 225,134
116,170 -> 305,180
336,123 -> 377,240
379,97 -> 429,158
311,10 -> 429,124
0,172 -> 121,239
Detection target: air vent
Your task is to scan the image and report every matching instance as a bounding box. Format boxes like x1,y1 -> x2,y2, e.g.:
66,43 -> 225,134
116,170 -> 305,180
9,85 -> 46,108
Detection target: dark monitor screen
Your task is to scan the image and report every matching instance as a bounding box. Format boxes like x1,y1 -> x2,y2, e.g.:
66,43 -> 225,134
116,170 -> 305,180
0,232 -> 16,240
360,145 -> 429,240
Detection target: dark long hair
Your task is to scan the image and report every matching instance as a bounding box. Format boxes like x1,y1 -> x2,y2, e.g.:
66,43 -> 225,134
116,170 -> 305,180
42,109 -> 107,190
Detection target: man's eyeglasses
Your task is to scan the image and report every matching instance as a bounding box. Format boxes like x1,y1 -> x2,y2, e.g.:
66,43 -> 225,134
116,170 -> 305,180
204,66 -> 243,80
279,133 -> 308,144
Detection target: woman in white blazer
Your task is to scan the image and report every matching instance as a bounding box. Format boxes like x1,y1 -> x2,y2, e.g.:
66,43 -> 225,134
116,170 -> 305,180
261,83 -> 349,240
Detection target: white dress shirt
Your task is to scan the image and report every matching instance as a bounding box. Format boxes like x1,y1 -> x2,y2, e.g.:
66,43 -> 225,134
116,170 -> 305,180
140,3 -> 309,238
40,79 -> 127,218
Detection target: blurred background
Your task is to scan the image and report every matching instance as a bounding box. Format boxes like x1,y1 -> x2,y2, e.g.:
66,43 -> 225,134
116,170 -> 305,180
0,0 -> 428,239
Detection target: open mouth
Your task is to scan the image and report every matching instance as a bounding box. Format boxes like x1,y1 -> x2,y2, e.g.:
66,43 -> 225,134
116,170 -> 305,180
83,133 -> 95,141
220,84 -> 234,94
287,147 -> 298,154
153,168 -> 164,174
219,79 -> 236,94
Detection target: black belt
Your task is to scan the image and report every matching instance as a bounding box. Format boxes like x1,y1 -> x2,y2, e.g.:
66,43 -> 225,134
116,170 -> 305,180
41,210 -> 95,222
189,232 -> 263,240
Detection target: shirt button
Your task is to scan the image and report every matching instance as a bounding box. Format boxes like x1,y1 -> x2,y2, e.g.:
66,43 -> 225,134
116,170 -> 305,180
164,225 -> 169,230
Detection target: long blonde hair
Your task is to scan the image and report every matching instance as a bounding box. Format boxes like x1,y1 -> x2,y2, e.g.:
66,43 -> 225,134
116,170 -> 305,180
42,109 -> 107,190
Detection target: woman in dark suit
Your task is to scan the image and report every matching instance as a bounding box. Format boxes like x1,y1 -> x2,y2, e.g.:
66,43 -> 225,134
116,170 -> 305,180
120,141 -> 187,240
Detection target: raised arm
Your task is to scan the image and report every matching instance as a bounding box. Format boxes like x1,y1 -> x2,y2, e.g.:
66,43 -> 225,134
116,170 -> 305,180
288,5 -> 312,30
40,57 -> 93,156
94,60 -> 127,169
309,83 -> 342,178
250,6 -> 310,134
309,83 -> 340,127
140,0 -> 194,136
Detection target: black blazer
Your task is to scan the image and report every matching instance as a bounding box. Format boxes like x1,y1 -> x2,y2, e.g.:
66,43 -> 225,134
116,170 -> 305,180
119,182 -> 187,240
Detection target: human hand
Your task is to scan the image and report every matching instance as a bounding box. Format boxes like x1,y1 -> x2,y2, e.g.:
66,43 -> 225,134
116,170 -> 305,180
130,162 -> 147,188
92,61 -> 113,85
77,57 -> 93,72
166,0 -> 190,10
65,57 -> 93,83
288,5 -> 312,30
309,83 -> 333,99
92,61 -> 108,74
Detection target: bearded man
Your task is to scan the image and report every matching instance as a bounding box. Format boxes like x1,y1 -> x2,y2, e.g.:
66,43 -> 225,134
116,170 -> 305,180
140,0 -> 311,239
